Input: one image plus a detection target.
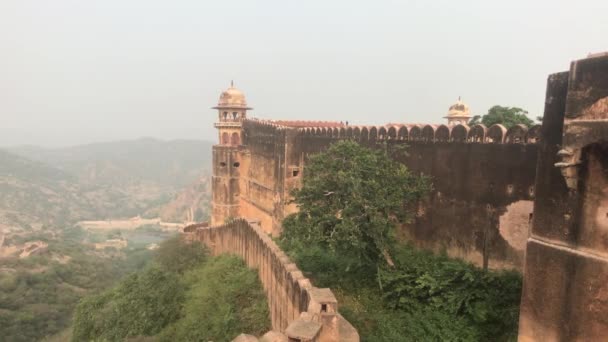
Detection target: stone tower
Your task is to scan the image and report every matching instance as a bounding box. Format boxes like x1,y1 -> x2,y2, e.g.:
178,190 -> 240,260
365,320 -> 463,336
444,98 -> 472,126
211,82 -> 250,225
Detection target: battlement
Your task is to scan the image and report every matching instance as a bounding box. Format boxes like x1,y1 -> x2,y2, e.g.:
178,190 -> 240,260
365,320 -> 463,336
184,219 -> 359,341
296,123 -> 541,144
208,53 -> 608,341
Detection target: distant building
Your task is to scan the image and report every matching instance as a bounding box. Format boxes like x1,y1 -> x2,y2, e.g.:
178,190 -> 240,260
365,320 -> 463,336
444,97 -> 471,126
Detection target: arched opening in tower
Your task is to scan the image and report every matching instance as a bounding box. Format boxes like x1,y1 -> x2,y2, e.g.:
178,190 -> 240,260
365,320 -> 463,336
231,132 -> 241,146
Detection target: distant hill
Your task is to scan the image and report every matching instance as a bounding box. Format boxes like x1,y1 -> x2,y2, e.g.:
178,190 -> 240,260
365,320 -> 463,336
9,138 -> 213,188
0,148 -> 74,185
0,139 -> 214,341
0,149 -> 91,227
1,138 -> 213,228
153,175 -> 212,223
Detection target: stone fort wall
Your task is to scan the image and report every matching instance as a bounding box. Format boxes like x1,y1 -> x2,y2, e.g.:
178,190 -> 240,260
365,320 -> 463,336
234,120 -> 540,270
518,53 -> 608,341
184,219 -> 359,341
209,53 -> 608,341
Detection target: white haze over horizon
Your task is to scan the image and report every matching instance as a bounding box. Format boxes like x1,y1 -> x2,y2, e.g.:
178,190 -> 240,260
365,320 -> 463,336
1,0 -> 607,147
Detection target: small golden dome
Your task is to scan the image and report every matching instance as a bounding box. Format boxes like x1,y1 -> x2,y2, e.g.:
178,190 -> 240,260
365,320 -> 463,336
445,98 -> 471,118
214,82 -> 251,109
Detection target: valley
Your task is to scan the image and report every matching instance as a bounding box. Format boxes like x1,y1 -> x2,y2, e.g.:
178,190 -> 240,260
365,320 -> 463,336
0,138 -> 213,341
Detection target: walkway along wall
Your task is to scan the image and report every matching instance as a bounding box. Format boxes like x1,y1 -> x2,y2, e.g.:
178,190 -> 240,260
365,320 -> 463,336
184,219 -> 359,342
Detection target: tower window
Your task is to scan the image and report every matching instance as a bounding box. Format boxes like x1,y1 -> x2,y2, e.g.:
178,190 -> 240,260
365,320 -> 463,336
292,170 -> 299,177
233,162 -> 240,168
220,162 -> 226,167
223,112 -> 228,119
230,132 -> 241,145
232,112 -> 238,120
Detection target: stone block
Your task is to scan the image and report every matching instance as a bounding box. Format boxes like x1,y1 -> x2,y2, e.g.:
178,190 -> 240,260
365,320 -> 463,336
259,331 -> 288,342
232,333 -> 259,342
519,240 -> 608,341
285,317 -> 322,342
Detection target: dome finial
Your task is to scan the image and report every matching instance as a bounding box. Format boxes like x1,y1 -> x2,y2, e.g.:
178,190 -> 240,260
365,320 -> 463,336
213,82 -> 251,110
458,95 -> 461,101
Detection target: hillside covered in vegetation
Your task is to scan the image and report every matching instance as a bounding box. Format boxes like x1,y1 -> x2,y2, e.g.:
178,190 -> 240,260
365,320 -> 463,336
72,236 -> 270,342
0,138 -> 214,341
4,138 -> 213,224
0,226 -> 153,341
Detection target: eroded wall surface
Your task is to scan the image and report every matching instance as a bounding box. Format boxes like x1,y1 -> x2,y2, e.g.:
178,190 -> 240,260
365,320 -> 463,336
518,54 -> 608,341
286,128 -> 538,270
238,121 -> 288,236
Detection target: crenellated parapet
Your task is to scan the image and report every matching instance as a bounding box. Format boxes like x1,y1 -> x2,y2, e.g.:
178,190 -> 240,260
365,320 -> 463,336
242,118 -> 290,148
183,219 -> 359,342
296,123 -> 542,144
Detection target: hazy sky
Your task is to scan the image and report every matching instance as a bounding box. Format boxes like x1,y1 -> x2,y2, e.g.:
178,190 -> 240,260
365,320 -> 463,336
1,0 -> 607,147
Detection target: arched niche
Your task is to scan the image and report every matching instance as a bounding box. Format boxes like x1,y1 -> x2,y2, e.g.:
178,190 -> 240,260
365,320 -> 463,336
451,124 -> 469,142
505,124 -> 528,144
332,127 -> 340,138
526,124 -> 541,144
486,124 -> 507,143
387,126 -> 397,140
230,132 -> 241,145
353,127 -> 361,140
369,126 -> 378,141
360,127 -> 369,142
467,124 -> 487,142
397,126 -> 408,140
435,125 -> 450,142
409,125 -> 422,141
422,125 -> 436,142
378,127 -> 388,140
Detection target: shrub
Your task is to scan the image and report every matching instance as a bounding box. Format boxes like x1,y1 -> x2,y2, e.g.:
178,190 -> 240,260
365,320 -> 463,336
71,265 -> 184,341
283,242 -> 521,341
154,235 -> 208,274
158,255 -> 270,342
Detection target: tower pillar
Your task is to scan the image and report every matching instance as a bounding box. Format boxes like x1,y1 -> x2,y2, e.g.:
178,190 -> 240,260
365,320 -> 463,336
211,83 -> 251,225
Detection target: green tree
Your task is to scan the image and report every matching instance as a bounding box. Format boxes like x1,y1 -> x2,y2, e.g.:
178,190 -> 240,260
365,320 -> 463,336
158,255 -> 270,341
71,265 -> 184,341
155,235 -> 208,274
469,105 -> 534,128
281,140 -> 429,266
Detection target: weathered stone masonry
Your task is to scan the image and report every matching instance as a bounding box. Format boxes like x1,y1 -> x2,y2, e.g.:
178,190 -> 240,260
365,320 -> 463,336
184,219 -> 359,342
518,54 -> 608,341
211,84 -> 541,271
292,124 -> 539,270
206,53 -> 608,341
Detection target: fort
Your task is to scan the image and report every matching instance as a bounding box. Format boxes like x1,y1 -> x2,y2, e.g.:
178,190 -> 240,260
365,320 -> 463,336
212,87 -> 539,271
185,53 -> 608,341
